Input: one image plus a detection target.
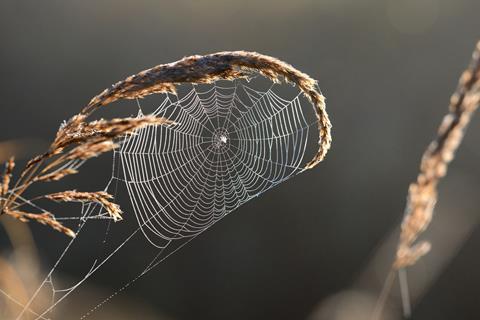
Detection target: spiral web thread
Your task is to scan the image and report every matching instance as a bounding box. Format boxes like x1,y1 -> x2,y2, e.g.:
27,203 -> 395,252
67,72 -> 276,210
11,78 -> 319,320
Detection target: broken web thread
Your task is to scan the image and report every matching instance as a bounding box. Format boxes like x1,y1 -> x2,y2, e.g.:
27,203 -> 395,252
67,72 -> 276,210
14,77 -> 321,320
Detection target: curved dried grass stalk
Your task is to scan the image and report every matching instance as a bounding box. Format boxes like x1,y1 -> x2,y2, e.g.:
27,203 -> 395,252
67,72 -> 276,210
84,51 -> 331,169
373,40 -> 480,320
0,51 -> 330,237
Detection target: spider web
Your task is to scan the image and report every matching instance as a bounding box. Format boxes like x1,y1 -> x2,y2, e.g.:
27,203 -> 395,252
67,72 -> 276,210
121,78 -> 312,248
11,77 -> 320,319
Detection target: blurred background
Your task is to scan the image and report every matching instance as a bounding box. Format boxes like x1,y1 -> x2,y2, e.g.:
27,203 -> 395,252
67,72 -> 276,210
1,0 -> 480,319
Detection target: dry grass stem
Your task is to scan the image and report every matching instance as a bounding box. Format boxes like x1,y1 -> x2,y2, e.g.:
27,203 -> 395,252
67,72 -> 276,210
83,51 -> 331,169
1,157 -> 14,200
1,51 -> 327,237
52,116 -> 175,152
3,208 -> 75,238
34,168 -> 79,182
0,116 -> 171,232
46,191 -> 122,222
373,40 -> 480,319
396,41 -> 480,267
66,141 -> 119,160
393,241 -> 432,269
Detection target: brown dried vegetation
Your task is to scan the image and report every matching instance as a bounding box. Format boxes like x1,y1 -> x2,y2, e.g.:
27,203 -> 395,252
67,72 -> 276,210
394,41 -> 480,269
0,51 -> 329,237
373,40 -> 480,319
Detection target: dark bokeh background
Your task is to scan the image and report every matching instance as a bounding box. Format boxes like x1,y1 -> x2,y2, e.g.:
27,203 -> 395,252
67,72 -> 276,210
1,0 -> 480,319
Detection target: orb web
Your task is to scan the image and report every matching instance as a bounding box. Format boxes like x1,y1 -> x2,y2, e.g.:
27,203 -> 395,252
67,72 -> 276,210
117,78 -> 315,248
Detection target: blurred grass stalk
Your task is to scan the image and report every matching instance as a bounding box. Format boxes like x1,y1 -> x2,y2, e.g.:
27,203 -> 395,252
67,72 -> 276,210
0,139 -> 46,164
373,40 -> 480,319
0,216 -> 50,319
